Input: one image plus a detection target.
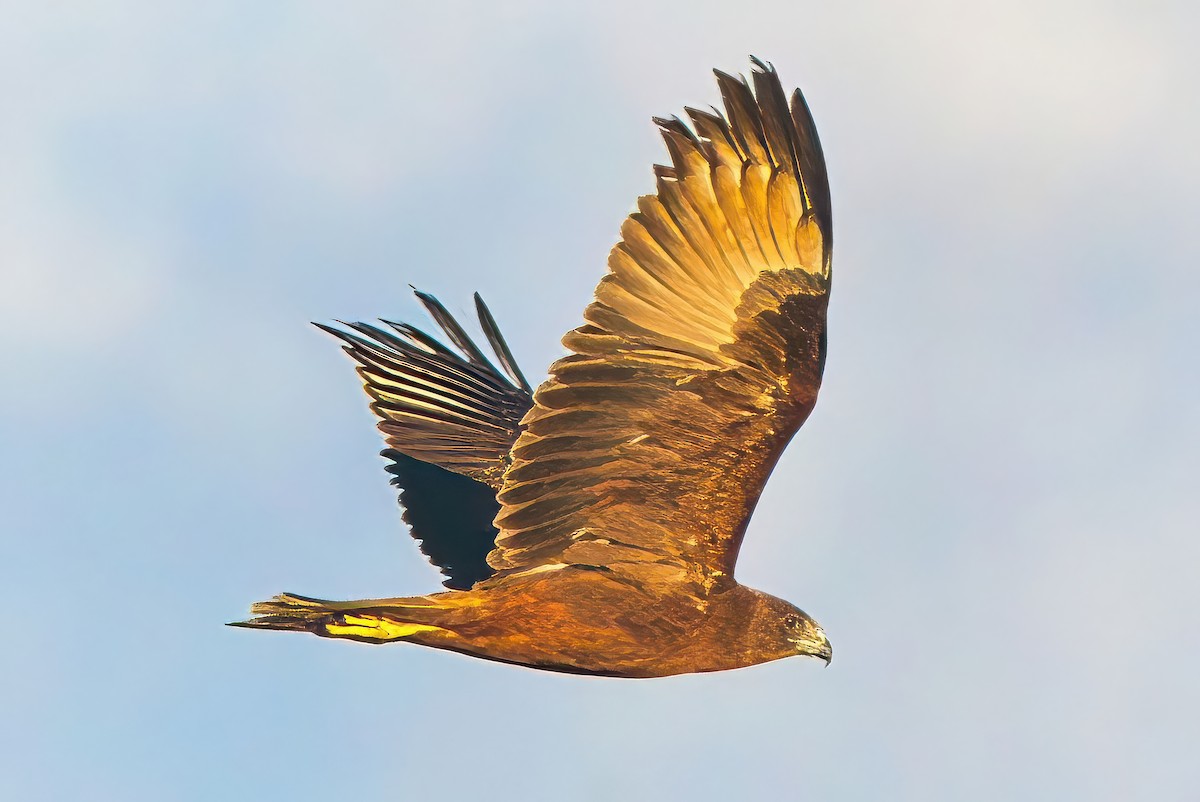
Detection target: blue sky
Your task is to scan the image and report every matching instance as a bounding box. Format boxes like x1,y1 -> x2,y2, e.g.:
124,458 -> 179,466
3,2 -> 1197,800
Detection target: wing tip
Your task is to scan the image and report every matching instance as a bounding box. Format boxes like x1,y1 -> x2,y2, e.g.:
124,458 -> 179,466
748,54 -> 773,74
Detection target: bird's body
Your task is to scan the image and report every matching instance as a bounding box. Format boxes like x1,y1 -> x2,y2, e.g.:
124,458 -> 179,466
251,568 -> 817,677
235,58 -> 837,677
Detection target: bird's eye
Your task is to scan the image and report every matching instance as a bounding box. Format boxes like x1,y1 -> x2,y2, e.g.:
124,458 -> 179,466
784,614 -> 802,631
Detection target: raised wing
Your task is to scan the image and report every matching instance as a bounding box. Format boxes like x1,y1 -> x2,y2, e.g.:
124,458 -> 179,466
489,59 -> 832,586
319,292 -> 533,588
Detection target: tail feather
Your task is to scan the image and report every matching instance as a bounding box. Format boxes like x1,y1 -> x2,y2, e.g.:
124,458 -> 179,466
228,593 -> 337,633
229,593 -> 449,643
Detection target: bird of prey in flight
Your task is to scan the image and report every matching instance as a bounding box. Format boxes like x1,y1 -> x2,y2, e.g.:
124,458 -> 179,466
234,58 -> 835,677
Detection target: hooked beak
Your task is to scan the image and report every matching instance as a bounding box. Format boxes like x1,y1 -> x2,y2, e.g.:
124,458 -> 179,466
792,629 -> 833,665
817,635 -> 833,666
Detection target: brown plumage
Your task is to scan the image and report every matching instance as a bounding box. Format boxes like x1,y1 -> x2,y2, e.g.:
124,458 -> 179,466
233,58 -> 835,677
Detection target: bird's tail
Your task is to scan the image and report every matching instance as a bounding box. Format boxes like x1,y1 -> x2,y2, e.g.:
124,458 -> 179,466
228,593 -> 453,644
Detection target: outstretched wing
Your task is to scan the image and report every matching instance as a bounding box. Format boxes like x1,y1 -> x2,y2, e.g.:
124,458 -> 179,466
319,292 -> 533,589
489,59 -> 832,586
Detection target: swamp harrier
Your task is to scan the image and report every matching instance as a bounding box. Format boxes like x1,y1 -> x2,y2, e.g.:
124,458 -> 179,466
234,58 -> 835,677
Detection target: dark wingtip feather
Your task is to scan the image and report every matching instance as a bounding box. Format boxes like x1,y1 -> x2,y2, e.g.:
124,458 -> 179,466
712,66 -> 769,164
473,293 -> 532,393
411,289 -> 495,370
749,57 -> 801,176
788,85 -> 833,249
714,57 -> 832,253
652,114 -> 699,143
377,318 -> 454,356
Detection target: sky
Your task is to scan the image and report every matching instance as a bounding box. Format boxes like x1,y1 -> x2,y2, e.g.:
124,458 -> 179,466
3,1 -> 1198,800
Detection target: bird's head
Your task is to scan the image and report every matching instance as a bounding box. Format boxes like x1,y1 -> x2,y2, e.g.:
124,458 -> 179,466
781,608 -> 832,665
748,591 -> 832,666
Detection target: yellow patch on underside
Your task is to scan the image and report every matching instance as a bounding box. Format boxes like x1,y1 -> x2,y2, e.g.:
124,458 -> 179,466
325,615 -> 443,640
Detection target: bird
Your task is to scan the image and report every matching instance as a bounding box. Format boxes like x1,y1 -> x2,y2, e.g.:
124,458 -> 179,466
232,57 -> 835,678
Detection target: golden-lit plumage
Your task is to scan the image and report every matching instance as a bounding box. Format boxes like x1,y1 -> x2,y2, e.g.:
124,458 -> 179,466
234,58 -> 835,677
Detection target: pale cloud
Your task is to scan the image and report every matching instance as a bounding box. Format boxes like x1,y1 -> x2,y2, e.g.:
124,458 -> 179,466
0,190 -> 168,352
